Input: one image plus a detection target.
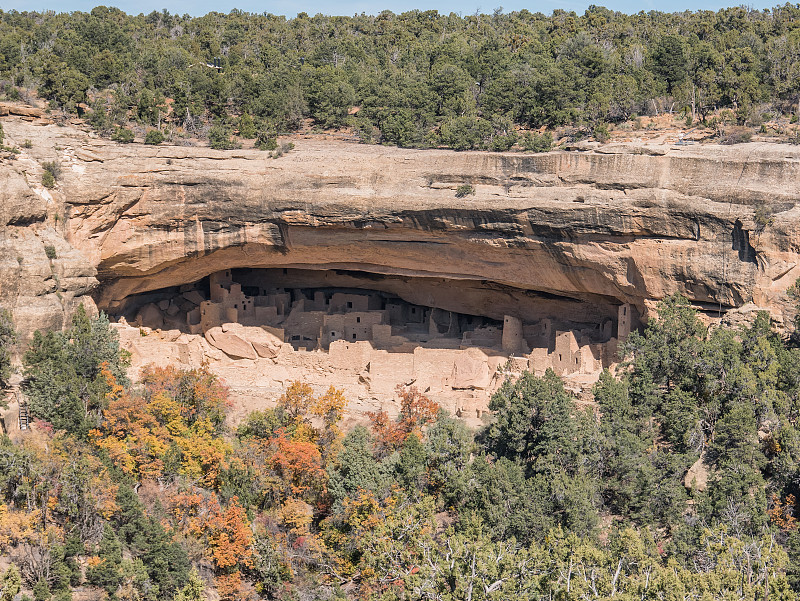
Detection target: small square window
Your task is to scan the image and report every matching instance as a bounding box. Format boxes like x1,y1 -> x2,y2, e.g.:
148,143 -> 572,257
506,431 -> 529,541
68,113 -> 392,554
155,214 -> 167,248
347,301 -> 353,309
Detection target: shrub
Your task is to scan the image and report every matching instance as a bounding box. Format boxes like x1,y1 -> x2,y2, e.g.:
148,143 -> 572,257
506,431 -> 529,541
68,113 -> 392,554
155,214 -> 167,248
144,129 -> 164,145
32,579 -> 50,601
754,205 -> 773,232
0,122 -> 3,145
439,116 -> 492,150
209,122 -> 238,150
719,126 -> 752,145
0,309 -> 16,389
238,113 -> 257,139
272,141 -> 294,158
522,131 -> 553,153
23,139 -> 32,148
44,245 -> 57,260
112,127 -> 134,143
42,160 -> 61,179
490,132 -> 517,152
42,170 -> 55,188
254,131 -> 278,151
593,122 -> 610,143
455,183 -> 475,198
354,119 -> 377,144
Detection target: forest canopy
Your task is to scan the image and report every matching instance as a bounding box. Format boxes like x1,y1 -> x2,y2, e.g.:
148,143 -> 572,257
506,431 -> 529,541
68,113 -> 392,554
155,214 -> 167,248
2,5 -> 800,148
2,293 -> 800,599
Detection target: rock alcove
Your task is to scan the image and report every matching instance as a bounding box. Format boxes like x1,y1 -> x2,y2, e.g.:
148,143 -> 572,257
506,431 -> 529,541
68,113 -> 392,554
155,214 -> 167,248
105,266 -> 634,377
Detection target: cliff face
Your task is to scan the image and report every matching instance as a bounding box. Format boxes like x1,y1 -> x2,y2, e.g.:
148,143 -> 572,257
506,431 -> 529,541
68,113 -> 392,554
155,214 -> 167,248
1,116 -> 799,339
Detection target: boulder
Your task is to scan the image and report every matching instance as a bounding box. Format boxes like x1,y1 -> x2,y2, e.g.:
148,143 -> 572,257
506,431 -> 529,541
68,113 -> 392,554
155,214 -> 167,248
0,103 -> 45,118
136,303 -> 164,330
218,323 -> 282,359
182,290 -> 205,306
205,326 -> 258,360
75,148 -> 103,162
251,342 -> 279,359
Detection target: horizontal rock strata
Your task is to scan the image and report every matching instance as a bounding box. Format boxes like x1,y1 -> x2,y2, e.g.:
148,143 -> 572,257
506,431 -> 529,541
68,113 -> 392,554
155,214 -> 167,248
1,114 -> 799,418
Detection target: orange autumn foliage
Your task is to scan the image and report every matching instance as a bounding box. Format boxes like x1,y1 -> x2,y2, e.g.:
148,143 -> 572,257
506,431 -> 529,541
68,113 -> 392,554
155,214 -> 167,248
279,381 -> 316,421
367,386 -> 439,454
168,489 -> 255,599
0,504 -> 39,550
768,493 -> 798,531
91,364 -> 168,479
140,364 -> 231,428
365,409 -> 405,455
397,386 -> 439,434
206,496 -> 253,571
168,490 -> 209,537
215,572 -> 257,601
267,429 -> 327,497
91,364 -> 232,487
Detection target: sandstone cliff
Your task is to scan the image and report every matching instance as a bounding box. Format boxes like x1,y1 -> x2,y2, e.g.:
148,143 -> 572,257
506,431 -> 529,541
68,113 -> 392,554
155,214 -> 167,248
3,115 -> 799,422
2,116 -> 798,339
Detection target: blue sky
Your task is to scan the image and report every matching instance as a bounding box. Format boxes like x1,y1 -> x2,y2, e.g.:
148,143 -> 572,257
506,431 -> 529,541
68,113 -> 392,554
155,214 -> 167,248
2,0 -> 778,18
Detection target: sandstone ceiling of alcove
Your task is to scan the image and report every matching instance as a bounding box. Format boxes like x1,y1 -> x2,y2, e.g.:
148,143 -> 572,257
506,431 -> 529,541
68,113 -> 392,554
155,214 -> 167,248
2,117 -> 800,337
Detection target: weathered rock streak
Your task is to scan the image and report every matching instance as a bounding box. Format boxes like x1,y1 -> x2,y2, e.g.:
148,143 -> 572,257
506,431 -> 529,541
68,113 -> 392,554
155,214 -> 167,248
2,117 -> 800,337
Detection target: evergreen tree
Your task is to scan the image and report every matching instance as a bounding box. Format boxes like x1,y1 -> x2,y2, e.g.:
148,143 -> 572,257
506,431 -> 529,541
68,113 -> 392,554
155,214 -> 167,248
23,305 -> 128,436
0,566 -> 21,601
87,523 -> 123,595
0,308 -> 15,391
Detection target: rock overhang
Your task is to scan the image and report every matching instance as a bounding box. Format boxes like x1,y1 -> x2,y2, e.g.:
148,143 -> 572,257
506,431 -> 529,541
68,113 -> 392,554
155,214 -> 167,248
2,116 -> 800,339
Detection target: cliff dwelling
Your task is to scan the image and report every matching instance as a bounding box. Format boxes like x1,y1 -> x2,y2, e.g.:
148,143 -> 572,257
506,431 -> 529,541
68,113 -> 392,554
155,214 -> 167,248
6,117 -> 794,427
106,267 -> 637,424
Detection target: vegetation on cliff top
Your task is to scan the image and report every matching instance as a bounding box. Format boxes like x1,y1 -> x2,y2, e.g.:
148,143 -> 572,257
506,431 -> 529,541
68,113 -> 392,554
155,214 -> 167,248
3,5 -> 800,149
1,290 -> 800,599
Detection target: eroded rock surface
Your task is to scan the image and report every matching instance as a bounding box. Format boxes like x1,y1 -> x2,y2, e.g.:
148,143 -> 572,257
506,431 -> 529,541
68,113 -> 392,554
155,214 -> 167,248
2,115 -> 800,420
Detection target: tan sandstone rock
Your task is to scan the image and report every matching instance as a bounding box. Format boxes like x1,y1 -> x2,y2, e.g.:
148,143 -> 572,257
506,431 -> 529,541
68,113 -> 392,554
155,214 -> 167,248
2,115 -> 800,340
205,326 -> 258,360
